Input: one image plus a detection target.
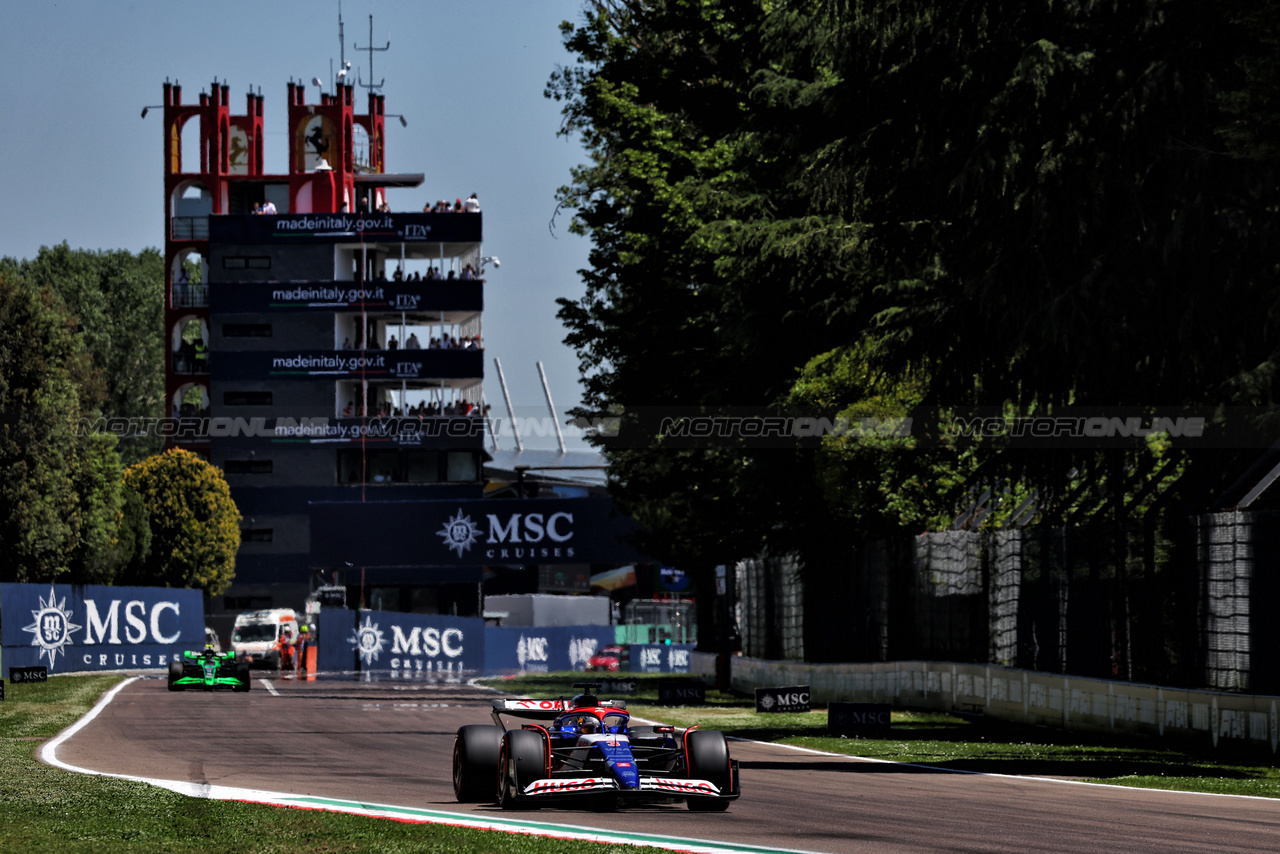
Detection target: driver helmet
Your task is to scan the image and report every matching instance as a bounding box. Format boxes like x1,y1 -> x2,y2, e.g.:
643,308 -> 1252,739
574,714 -> 600,733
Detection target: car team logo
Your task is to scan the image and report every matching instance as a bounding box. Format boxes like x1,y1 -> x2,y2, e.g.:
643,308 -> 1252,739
349,615 -> 387,666
22,586 -> 82,668
437,509 -> 480,556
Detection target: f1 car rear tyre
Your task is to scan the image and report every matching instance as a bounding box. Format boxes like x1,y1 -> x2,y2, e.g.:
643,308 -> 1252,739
452,725 -> 503,802
167,660 -> 184,691
498,729 -> 546,810
234,661 -> 251,692
685,729 -> 732,811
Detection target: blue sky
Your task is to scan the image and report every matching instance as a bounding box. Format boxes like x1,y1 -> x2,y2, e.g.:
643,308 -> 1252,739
0,0 -> 597,450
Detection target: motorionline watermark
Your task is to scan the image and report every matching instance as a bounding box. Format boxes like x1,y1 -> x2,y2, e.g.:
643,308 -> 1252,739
947,415 -> 1205,440
69,408 -> 1268,448
74,415 -> 604,442
568,406 -> 1278,448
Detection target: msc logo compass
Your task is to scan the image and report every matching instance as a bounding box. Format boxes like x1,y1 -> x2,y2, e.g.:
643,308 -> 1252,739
22,586 -> 82,668
437,509 -> 480,556
348,615 -> 387,666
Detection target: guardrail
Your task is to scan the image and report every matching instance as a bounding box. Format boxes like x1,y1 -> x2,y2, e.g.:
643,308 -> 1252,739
723,655 -> 1280,753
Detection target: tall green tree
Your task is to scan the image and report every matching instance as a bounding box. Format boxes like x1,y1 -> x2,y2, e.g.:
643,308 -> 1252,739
551,1 -> 839,567
0,272 -> 104,581
122,448 -> 240,595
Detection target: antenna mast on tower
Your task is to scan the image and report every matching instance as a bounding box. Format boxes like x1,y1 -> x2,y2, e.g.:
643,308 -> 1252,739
355,12 -> 389,92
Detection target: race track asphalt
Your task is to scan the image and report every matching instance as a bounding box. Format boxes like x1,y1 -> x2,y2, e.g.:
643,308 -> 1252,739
49,675 -> 1280,853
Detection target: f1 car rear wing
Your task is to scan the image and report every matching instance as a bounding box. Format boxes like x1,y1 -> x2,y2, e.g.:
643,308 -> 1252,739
490,697 -> 629,726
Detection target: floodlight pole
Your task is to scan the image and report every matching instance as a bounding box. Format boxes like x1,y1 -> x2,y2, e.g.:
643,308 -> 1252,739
537,361 -> 567,454
494,357 -> 522,452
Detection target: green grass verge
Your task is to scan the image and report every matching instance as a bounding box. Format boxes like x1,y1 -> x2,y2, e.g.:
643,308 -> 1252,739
484,673 -> 1280,798
0,674 -> 658,854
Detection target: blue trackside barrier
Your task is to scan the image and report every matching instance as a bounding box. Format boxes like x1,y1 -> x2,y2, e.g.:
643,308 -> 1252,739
319,608 -> 484,676
483,625 -> 616,675
315,609 -> 616,677
0,582 -> 204,673
628,643 -> 696,674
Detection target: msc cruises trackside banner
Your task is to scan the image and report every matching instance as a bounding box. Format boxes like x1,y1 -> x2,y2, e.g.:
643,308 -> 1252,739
210,281 -> 483,314
310,497 -> 646,566
214,349 -> 483,381
484,625 -> 616,674
0,583 -> 204,673
209,212 -> 482,244
316,608 -> 483,675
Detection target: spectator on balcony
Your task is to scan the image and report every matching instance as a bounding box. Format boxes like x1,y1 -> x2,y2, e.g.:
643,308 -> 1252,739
388,335 -> 399,350
341,337 -> 352,350
342,401 -> 353,417
406,333 -> 421,349
464,193 -> 480,213
454,198 -> 464,213
446,269 -> 457,281
262,199 -> 277,215
393,266 -> 404,281
176,337 -> 195,372
461,264 -> 476,281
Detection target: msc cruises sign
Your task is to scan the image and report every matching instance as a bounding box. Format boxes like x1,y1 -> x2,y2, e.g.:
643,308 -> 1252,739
0,583 -> 204,673
310,497 -> 645,566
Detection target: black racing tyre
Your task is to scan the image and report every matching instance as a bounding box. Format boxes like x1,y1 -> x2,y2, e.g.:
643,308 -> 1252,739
452,725 -> 503,802
498,729 -> 547,810
167,660 -> 184,691
685,729 -> 732,811
234,661 -> 251,692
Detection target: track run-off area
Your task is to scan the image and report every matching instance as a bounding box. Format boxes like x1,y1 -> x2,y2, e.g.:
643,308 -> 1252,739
41,674 -> 1280,854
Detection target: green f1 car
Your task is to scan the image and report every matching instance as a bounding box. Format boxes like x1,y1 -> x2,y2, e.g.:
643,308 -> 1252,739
168,647 -> 252,692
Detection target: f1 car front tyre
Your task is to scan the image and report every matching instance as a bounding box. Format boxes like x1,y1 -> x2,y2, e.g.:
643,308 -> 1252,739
453,725 -> 503,802
685,729 -> 732,811
234,661 -> 251,692
167,660 -> 184,691
498,729 -> 547,810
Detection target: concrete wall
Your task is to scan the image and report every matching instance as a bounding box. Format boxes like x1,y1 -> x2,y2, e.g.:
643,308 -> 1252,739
726,655 -> 1280,754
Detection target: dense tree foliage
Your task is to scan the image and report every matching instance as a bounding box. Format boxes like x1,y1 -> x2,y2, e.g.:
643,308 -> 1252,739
0,270 -> 154,585
0,244 -> 166,463
0,272 -> 100,580
551,1 -> 1280,579
122,448 -> 240,596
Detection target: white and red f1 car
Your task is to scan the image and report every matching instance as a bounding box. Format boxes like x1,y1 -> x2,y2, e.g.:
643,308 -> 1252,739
452,682 -> 740,811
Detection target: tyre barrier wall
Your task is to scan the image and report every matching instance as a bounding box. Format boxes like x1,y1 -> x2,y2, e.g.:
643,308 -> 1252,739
725,655 -> 1280,753
0,583 -> 205,674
